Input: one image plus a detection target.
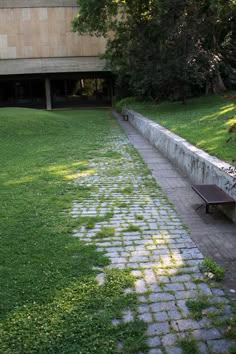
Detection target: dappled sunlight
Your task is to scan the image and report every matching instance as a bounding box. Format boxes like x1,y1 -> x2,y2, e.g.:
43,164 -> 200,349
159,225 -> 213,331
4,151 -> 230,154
197,106 -> 235,122
197,133 -> 225,146
197,127 -> 229,146
198,112 -> 221,121
5,175 -> 34,186
43,162 -> 97,181
219,103 -> 236,112
43,160 -> 89,173
187,145 -> 199,152
225,116 -> 236,128
197,139 -> 223,153
64,169 -> 97,180
4,160 -> 97,185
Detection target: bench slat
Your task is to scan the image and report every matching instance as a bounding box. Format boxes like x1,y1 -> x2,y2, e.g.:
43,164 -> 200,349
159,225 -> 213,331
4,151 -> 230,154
192,184 -> 235,205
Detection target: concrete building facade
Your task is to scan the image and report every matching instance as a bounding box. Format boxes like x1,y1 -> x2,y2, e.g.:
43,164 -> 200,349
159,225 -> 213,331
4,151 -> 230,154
0,0 -> 112,109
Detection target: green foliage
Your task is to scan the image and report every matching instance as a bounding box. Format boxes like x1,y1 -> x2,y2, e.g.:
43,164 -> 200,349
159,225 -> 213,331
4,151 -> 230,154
115,97 -> 139,113
95,226 -> 116,238
117,202 -> 128,208
124,224 -> 142,232
186,295 -> 211,319
117,94 -> 236,165
121,186 -> 133,194
226,303 -> 236,341
0,107 -> 146,353
100,150 -> 122,159
78,213 -> 114,229
229,344 -> 236,354
135,214 -> 144,220
73,0 -> 236,100
177,335 -> 200,354
200,256 -> 225,281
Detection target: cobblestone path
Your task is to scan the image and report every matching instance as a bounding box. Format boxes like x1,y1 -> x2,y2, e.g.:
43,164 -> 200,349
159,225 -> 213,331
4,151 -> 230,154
71,121 -> 232,354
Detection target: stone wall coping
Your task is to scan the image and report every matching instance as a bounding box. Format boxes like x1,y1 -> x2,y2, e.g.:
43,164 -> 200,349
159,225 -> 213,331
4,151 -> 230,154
127,109 -> 234,171
125,109 -> 236,222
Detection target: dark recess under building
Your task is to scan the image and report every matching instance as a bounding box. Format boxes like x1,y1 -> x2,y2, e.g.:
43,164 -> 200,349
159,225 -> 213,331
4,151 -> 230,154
0,0 -> 112,109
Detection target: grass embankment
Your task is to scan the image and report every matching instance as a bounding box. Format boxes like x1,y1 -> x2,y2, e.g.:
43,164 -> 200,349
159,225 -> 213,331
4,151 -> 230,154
0,108 -> 145,353
117,95 -> 236,165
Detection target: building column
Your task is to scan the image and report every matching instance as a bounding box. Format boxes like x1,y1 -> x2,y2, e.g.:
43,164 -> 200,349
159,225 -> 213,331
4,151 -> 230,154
45,78 -> 52,110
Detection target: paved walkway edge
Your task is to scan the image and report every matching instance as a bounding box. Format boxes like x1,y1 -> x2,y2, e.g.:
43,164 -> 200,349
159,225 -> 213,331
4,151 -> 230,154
114,110 -> 236,296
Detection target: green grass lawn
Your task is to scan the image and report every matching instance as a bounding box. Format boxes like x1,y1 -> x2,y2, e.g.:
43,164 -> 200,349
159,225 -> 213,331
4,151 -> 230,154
0,108 -> 145,353
118,95 -> 236,165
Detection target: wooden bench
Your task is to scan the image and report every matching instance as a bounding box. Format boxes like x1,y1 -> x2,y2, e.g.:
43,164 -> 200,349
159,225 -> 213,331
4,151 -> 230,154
192,184 -> 235,213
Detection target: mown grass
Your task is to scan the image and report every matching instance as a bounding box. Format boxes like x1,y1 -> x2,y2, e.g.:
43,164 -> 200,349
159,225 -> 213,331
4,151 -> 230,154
0,107 -> 146,353
117,95 -> 236,165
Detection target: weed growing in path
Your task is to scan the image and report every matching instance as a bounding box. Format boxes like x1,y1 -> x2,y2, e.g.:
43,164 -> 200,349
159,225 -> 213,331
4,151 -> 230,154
177,335 -> 200,354
78,213 -> 114,229
121,186 -> 133,194
200,256 -> 225,281
95,226 -> 116,238
124,224 -> 142,232
135,214 -> 144,220
186,295 -> 211,319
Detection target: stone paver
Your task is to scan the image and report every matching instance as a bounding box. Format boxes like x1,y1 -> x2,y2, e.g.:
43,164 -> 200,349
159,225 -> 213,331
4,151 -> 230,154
71,117 -> 233,353
116,113 -> 236,299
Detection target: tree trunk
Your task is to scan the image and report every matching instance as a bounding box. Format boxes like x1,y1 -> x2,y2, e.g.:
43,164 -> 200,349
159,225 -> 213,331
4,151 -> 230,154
205,80 -> 213,95
212,70 -> 226,94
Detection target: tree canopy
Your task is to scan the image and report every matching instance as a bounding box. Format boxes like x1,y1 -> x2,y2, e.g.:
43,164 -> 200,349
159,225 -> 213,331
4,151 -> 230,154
72,0 -> 236,101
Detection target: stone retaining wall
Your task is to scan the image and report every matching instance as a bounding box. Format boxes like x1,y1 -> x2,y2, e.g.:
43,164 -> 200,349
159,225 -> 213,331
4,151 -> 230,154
125,110 -> 236,223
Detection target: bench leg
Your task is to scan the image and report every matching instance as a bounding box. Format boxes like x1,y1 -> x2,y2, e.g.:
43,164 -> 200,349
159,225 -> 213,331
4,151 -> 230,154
195,204 -> 203,211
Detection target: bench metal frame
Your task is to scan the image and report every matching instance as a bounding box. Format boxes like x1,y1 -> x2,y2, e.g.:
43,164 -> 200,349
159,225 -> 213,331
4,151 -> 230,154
192,184 -> 235,214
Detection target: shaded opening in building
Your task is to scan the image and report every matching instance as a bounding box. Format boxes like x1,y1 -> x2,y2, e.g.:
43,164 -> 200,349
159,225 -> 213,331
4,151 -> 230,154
0,73 -> 113,109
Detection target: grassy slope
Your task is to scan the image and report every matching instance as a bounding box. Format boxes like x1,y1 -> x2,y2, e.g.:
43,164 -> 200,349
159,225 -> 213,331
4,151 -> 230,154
0,108 -> 145,353
120,95 -> 236,165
